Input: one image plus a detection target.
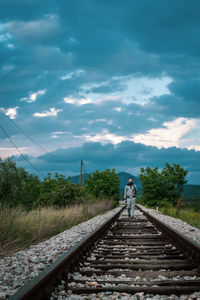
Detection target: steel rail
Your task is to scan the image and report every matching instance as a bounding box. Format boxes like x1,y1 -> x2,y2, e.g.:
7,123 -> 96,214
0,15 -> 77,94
8,204 -> 200,299
8,206 -> 125,300
136,205 -> 200,266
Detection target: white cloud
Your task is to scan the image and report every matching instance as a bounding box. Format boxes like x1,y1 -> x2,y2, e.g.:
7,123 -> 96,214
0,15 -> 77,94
51,131 -> 70,139
79,129 -> 127,145
21,89 -> 46,103
61,69 -> 85,80
0,147 -> 29,158
114,107 -> 122,112
88,119 -> 113,125
116,75 -> 172,104
132,117 -> 200,151
2,64 -> 15,72
64,94 -> 119,106
6,15 -> 60,42
0,23 -> 12,43
64,74 -> 171,108
187,145 -> 200,151
81,80 -> 110,92
7,43 -> 15,48
78,117 -> 200,151
33,107 -> 63,117
0,106 -> 18,119
64,97 -> 93,106
78,74 -> 172,106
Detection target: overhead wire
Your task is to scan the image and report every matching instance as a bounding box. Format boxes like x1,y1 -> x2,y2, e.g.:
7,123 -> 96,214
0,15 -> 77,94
0,123 -> 44,177
0,109 -> 56,161
0,110 -> 91,180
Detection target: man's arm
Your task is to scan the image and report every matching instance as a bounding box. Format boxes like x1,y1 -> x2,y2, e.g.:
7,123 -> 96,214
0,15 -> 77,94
134,185 -> 138,194
124,186 -> 127,200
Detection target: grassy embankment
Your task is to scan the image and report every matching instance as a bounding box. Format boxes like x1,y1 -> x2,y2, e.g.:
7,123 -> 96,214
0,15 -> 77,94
159,205 -> 200,229
137,198 -> 200,229
0,199 -> 113,258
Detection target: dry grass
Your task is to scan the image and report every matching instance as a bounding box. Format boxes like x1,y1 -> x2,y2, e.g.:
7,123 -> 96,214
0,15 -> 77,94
0,199 -> 113,258
160,206 -> 200,229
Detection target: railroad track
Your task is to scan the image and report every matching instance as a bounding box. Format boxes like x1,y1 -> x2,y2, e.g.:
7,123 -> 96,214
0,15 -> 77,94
9,206 -> 200,300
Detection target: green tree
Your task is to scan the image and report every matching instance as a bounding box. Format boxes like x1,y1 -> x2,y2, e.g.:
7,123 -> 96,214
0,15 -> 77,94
84,169 -> 120,207
37,177 -> 89,207
162,163 -> 188,199
139,167 -> 165,207
139,163 -> 188,207
0,157 -> 40,208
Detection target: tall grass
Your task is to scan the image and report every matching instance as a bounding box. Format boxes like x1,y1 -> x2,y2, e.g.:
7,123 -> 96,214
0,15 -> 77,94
0,199 -> 113,258
160,206 -> 200,229
137,197 -> 200,229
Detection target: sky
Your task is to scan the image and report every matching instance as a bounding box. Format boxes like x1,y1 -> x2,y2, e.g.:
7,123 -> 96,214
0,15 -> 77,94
0,0 -> 200,184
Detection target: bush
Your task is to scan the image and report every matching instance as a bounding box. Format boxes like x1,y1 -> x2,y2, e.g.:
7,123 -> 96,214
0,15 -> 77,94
84,169 -> 120,207
139,163 -> 188,207
0,158 -> 119,210
0,158 -> 40,209
37,181 -> 94,208
159,206 -> 200,229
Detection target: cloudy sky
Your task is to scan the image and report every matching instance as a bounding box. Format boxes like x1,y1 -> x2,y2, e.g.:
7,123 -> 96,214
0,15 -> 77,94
0,0 -> 200,184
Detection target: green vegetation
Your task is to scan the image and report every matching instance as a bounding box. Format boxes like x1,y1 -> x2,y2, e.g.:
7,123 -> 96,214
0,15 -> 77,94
0,158 -> 120,209
139,163 -> 188,207
137,161 -> 200,229
138,163 -> 200,229
0,158 -> 120,256
84,168 -> 120,207
160,205 -> 200,229
137,196 -> 200,229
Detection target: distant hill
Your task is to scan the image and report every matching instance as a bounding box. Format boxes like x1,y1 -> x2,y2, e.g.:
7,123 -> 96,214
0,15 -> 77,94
68,171 -> 142,198
68,174 -> 83,185
68,171 -> 200,201
117,172 -> 142,198
68,172 -> 141,187
182,184 -> 200,200
117,172 -> 141,189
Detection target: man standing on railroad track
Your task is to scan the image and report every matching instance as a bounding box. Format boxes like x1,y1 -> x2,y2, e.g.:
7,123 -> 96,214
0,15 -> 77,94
124,177 -> 138,219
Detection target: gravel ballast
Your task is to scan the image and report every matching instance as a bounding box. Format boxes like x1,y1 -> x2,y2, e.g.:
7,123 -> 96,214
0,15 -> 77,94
0,207 -> 121,299
0,205 -> 200,300
137,204 -> 200,245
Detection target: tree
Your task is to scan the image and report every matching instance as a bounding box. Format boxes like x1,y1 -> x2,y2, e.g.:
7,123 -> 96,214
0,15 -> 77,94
84,169 -> 120,207
0,157 -> 40,208
139,163 -> 188,207
37,178 -> 88,207
162,163 -> 188,199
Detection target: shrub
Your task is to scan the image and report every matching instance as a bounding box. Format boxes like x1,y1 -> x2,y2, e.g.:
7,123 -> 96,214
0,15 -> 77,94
84,168 -> 120,207
139,163 -> 188,207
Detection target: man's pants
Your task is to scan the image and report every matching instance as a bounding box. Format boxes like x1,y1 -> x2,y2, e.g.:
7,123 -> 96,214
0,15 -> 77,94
127,197 -> 136,218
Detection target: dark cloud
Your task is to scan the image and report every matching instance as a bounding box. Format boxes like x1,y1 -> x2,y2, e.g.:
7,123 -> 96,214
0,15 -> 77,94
149,94 -> 200,118
169,78 -> 200,103
0,0 -> 200,184
27,141 -> 200,184
0,0 -> 56,21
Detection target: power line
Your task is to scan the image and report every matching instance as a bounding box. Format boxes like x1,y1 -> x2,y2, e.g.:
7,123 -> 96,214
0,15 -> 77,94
0,123 -> 44,177
0,109 -> 56,161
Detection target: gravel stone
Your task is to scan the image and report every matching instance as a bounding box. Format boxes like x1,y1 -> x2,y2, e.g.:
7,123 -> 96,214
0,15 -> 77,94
137,204 -> 200,244
0,207 -> 121,299
1,206 -> 200,300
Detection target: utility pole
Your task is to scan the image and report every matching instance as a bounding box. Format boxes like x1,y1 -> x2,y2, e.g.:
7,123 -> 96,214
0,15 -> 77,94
80,160 -> 83,185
